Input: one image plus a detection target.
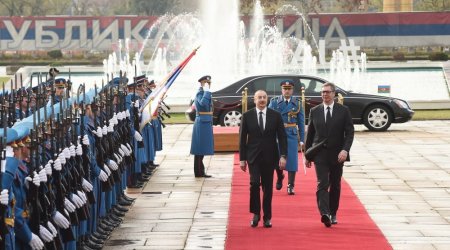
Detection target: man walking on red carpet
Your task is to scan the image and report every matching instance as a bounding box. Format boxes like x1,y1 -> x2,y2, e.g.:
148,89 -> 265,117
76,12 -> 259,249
239,90 -> 287,228
305,82 -> 354,227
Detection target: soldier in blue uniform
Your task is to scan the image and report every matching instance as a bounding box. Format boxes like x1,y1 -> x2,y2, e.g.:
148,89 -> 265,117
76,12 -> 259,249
268,80 -> 305,195
190,75 -> 214,178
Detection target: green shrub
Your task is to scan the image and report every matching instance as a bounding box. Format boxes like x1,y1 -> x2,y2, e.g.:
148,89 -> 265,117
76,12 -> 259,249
428,52 -> 448,61
47,50 -> 63,59
392,52 -> 405,61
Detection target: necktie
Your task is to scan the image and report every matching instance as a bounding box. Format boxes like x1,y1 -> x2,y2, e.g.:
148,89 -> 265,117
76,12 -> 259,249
285,100 -> 288,105
259,111 -> 264,133
326,106 -> 332,125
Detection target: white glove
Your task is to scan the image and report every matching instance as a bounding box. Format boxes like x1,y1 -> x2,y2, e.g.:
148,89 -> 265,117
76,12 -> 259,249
5,146 -> 14,157
64,198 -> 76,213
47,221 -> 58,237
44,160 -> 53,175
112,114 -> 118,125
126,143 -> 132,151
64,148 -> 71,159
76,190 -> 87,204
39,225 -> 53,243
120,144 -> 129,155
38,169 -> 47,183
58,153 -> 66,165
32,172 -> 41,187
82,135 -> 90,145
103,164 -> 111,176
113,153 -> 122,164
0,189 -> 9,205
53,159 -> 62,171
203,83 -> 210,92
52,211 -> 70,229
117,112 -> 123,120
82,178 -> 93,192
69,145 -> 76,157
107,123 -> 114,132
134,131 -> 143,141
70,193 -> 84,208
76,144 -> 83,155
118,148 -> 125,157
29,233 -> 44,250
134,101 -> 140,108
125,110 -> 130,118
102,125 -> 107,135
94,127 -> 103,138
98,170 -> 108,182
107,159 -> 118,171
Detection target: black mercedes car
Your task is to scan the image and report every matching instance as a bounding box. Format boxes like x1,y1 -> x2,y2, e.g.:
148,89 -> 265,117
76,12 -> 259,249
186,74 -> 414,131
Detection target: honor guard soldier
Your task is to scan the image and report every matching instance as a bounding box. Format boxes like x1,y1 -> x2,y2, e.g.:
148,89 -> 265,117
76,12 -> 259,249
268,80 -> 305,195
190,75 -> 214,178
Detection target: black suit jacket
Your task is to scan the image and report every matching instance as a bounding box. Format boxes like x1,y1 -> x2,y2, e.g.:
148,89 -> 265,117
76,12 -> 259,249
305,103 -> 354,164
239,107 -> 287,166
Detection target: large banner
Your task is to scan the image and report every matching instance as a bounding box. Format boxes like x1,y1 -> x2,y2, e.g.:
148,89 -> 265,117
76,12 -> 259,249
1,12 -> 449,51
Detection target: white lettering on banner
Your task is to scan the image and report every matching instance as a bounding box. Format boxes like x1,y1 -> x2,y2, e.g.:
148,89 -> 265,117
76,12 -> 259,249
92,19 -> 119,48
3,20 -> 32,49
36,20 -> 59,48
324,17 -> 347,48
318,40 -> 326,65
61,20 -> 88,49
340,39 -> 360,63
311,17 -> 320,47
278,18 -> 303,39
124,20 -> 147,42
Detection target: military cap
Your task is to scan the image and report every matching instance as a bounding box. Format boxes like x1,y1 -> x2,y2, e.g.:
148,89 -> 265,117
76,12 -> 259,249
54,78 -> 67,88
134,75 -> 147,85
0,127 -> 19,145
280,80 -> 294,89
198,75 -> 211,83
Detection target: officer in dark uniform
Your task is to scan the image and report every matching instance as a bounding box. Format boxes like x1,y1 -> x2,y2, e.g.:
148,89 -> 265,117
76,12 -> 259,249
190,75 -> 214,178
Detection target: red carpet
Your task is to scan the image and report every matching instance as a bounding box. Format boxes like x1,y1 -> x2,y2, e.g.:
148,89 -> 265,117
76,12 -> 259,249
225,154 -> 392,250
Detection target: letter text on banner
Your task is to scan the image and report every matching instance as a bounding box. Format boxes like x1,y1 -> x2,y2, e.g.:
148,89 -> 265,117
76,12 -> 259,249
36,20 -> 59,48
93,19 -> 119,48
61,20 -> 88,49
4,20 -> 32,49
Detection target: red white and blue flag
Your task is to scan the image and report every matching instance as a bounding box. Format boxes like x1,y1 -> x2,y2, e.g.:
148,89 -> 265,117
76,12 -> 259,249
139,46 -> 199,130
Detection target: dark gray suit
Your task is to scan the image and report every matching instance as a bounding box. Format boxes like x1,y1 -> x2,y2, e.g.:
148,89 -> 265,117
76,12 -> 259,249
239,107 -> 287,221
305,102 -> 354,216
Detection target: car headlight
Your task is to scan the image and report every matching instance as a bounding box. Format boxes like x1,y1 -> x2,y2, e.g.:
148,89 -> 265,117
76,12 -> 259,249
393,99 -> 410,109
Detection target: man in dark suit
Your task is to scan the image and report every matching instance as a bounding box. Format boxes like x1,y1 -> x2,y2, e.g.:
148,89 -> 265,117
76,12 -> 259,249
239,90 -> 288,228
305,82 -> 354,227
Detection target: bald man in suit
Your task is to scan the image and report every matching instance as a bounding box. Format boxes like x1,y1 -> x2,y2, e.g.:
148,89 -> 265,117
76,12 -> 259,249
239,90 -> 287,228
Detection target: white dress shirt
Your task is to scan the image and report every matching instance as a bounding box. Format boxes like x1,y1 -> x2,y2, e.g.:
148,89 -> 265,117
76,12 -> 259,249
323,102 -> 335,122
256,107 -> 267,130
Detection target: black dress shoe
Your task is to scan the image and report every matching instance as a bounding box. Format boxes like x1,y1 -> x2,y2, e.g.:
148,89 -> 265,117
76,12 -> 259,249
85,239 -> 103,249
321,214 -> 332,227
195,174 -> 212,178
287,184 -> 295,195
108,213 -> 123,222
112,209 -> 126,217
127,183 -> 143,188
89,236 -> 104,244
122,195 -> 136,201
95,227 -> 111,236
149,161 -> 159,167
263,219 -> 272,228
250,214 -> 260,227
276,174 -> 284,190
114,205 -> 129,212
92,231 -> 108,240
98,222 -> 114,232
118,199 -> 133,206
331,215 -> 338,224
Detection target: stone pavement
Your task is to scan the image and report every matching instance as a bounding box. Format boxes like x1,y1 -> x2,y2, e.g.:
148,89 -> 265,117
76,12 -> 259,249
106,121 -> 450,250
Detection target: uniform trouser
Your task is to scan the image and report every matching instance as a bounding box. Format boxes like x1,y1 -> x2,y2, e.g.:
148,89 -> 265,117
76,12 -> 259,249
314,161 -> 343,216
248,156 -> 274,221
276,168 -> 296,186
194,155 -> 205,176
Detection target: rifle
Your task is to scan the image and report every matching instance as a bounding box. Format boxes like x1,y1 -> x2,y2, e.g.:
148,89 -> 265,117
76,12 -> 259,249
8,80 -> 15,127
51,82 -> 75,242
77,84 -> 95,204
0,83 -> 8,248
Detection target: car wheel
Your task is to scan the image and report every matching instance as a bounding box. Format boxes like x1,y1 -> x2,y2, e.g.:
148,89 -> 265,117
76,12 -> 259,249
363,105 -> 392,131
220,109 -> 242,127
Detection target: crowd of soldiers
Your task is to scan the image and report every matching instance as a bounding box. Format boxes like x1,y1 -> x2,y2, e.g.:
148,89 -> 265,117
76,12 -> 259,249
0,68 -> 167,250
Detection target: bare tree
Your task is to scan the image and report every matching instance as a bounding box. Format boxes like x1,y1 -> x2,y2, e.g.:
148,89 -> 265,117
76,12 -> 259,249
415,0 -> 450,11
0,0 -> 29,16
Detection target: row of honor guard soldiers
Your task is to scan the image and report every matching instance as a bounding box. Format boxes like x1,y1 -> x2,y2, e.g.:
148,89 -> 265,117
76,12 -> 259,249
0,71 -> 166,250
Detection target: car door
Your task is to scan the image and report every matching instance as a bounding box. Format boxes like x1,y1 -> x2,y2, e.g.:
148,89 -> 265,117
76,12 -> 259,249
295,77 -> 325,120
